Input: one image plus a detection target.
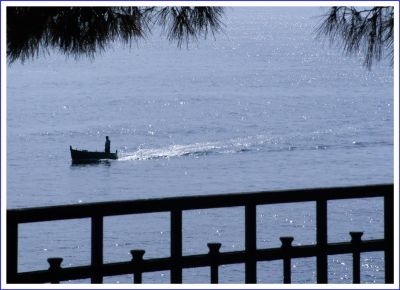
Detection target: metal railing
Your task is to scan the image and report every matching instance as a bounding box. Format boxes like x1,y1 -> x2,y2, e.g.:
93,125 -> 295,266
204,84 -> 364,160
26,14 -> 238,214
6,184 -> 394,284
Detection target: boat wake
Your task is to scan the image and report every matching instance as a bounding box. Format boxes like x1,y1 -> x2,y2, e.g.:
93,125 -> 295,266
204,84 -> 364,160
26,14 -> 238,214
117,133 -> 391,161
118,136 -> 270,161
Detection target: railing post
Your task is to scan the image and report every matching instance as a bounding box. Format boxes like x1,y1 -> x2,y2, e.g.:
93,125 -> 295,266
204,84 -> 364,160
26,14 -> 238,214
384,191 -> 394,283
280,237 -> 294,284
245,203 -> 257,283
130,250 -> 145,284
171,209 -> 182,283
47,257 -> 63,284
316,199 -> 328,283
350,232 -> 363,284
6,216 -> 18,283
208,243 -> 221,284
91,215 -> 103,283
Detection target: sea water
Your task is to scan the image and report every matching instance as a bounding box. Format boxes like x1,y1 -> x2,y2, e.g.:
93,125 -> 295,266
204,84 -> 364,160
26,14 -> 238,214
6,7 -> 393,283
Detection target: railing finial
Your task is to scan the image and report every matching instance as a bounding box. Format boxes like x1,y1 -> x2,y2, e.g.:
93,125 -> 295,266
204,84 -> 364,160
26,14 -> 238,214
47,257 -> 63,284
280,237 -> 294,248
130,250 -> 145,284
350,232 -> 363,242
47,257 -> 63,269
130,250 -> 146,261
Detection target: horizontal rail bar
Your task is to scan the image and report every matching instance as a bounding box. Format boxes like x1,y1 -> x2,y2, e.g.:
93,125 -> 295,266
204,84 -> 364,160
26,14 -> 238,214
15,239 -> 385,283
8,184 -> 392,223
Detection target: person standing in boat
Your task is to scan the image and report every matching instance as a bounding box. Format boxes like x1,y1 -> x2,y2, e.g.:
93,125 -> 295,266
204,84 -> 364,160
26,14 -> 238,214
105,136 -> 111,153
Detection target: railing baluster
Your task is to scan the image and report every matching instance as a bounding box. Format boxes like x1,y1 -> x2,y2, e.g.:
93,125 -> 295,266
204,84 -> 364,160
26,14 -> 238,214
47,257 -> 63,284
350,232 -> 363,284
91,215 -> 103,283
208,243 -> 221,284
316,199 -> 328,283
171,209 -> 182,283
131,250 -> 145,284
245,203 -> 257,283
280,237 -> 294,284
384,191 -> 394,283
6,217 -> 18,283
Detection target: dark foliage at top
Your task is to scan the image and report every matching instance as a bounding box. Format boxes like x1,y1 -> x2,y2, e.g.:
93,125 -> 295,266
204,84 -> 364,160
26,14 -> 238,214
7,6 -> 393,68
316,6 -> 394,68
7,7 -> 224,63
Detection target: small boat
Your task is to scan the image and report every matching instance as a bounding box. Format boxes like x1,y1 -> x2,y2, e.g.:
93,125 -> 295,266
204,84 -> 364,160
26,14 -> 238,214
70,146 -> 118,163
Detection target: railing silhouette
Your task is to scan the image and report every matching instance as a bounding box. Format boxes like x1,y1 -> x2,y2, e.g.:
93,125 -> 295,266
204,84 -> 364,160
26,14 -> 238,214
7,184 -> 394,284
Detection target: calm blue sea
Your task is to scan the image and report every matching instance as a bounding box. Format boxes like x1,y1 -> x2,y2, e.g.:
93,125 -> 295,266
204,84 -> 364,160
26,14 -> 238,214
7,7 -> 393,284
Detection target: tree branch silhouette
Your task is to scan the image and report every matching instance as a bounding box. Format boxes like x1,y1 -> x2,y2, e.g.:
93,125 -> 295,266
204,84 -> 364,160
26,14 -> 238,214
6,7 -> 224,63
7,6 -> 393,68
316,6 -> 394,68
